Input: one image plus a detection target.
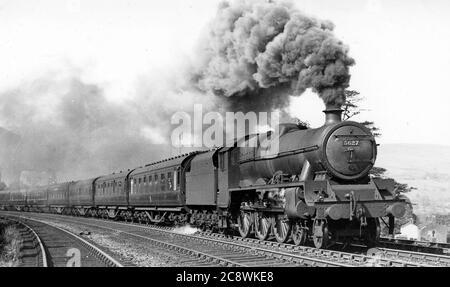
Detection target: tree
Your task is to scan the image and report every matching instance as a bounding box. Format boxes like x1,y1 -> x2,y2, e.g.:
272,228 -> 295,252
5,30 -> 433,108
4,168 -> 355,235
342,90 -> 365,121
370,167 -> 416,193
342,90 -> 381,137
0,181 -> 6,191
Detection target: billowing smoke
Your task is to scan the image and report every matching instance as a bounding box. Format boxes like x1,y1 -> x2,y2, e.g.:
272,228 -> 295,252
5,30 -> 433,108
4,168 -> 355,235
172,225 -> 200,235
193,0 -> 354,110
0,72 -> 172,185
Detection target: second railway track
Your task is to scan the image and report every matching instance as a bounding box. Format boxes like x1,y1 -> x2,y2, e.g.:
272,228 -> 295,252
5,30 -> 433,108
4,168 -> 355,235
1,214 -> 124,267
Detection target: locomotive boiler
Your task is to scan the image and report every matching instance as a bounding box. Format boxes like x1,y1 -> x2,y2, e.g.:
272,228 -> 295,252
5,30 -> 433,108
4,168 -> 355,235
238,109 -> 375,183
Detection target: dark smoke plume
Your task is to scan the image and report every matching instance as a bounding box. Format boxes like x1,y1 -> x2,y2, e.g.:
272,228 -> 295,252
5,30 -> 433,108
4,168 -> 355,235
193,0 -> 355,110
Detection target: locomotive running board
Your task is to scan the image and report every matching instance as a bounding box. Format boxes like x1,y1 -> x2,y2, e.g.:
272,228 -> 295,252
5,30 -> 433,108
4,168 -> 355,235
134,207 -> 183,212
229,181 -> 304,192
239,145 -> 319,164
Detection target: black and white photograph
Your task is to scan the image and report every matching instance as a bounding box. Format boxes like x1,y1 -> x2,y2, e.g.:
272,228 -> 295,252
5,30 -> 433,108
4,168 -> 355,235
0,0 -> 449,277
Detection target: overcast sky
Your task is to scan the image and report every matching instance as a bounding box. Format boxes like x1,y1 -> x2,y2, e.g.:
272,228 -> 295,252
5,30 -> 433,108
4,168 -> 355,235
0,0 -> 449,145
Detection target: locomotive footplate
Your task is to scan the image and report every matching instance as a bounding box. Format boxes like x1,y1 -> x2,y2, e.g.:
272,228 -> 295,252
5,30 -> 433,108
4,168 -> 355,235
314,200 -> 407,220
296,179 -> 408,220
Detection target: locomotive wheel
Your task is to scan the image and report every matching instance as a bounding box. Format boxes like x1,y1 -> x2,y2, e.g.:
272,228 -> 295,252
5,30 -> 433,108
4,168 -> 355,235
237,211 -> 253,238
272,215 -> 291,243
312,219 -> 329,249
291,221 -> 307,246
254,213 -> 271,241
364,218 -> 380,247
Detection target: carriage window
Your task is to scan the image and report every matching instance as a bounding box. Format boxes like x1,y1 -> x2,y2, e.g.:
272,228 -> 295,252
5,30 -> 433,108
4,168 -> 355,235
161,174 -> 165,191
177,170 -> 181,188
173,171 -> 177,190
149,175 -> 152,183
167,172 -> 173,190
118,181 -> 122,187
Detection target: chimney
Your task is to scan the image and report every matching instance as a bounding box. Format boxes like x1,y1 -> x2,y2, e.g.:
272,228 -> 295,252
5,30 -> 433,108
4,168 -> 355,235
323,108 -> 343,125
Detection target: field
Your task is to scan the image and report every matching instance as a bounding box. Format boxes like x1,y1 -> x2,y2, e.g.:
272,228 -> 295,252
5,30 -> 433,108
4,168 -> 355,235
376,144 -> 450,216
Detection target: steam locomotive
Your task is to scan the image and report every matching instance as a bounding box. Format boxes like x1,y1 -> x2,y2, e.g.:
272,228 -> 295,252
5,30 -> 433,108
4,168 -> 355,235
0,109 -> 409,248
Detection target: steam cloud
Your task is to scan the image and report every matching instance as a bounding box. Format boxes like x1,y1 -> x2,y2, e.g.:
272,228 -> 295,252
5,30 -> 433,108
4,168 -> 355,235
0,73 -> 171,184
193,0 -> 355,110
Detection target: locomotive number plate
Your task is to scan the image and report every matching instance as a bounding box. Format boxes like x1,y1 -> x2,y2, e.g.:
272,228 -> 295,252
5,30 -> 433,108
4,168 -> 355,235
343,140 -> 360,146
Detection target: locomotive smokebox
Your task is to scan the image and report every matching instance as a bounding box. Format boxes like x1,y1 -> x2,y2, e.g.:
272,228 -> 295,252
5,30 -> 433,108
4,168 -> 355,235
323,108 -> 343,125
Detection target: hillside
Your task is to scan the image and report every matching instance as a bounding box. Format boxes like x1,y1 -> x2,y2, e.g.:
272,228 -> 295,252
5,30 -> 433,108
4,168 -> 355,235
376,144 -> 450,216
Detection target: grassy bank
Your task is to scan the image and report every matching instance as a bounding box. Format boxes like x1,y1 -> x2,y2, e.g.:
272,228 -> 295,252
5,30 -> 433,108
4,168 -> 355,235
0,220 -> 21,267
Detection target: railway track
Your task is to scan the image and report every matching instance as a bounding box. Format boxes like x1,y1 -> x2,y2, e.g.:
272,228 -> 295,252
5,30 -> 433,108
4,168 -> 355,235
1,214 -> 124,267
379,237 -> 450,255
195,232 -> 437,267
1,211 -> 434,267
366,246 -> 450,267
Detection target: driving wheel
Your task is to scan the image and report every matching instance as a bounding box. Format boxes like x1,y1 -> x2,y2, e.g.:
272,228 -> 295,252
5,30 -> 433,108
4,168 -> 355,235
237,211 -> 253,238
